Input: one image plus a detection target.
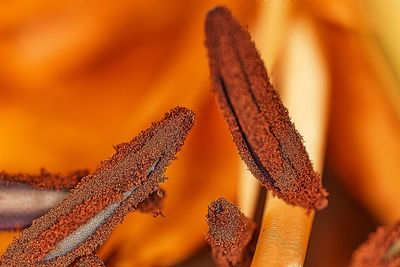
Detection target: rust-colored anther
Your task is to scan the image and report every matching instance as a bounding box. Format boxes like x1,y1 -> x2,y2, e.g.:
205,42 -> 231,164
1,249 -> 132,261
0,107 -> 195,266
351,221 -> 400,267
205,6 -> 328,211
206,198 -> 256,267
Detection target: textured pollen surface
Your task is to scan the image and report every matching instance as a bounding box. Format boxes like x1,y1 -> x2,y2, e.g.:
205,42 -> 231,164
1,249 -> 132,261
0,169 -> 89,190
136,189 -> 165,216
205,6 -> 328,211
351,221 -> 400,267
0,106 -> 195,267
74,254 -> 105,266
206,198 -> 256,267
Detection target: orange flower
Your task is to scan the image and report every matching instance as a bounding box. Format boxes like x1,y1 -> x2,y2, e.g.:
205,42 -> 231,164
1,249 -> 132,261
0,1 -> 256,266
1,0 -> 400,266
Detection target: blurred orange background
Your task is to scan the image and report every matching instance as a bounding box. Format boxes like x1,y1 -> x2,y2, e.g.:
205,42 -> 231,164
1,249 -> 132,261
1,0 -> 400,266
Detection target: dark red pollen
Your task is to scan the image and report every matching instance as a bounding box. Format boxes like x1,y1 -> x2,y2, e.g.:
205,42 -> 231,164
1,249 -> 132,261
205,6 -> 328,211
73,253 -> 105,266
351,221 -> 400,267
206,198 -> 256,267
0,169 -> 89,190
0,106 -> 195,267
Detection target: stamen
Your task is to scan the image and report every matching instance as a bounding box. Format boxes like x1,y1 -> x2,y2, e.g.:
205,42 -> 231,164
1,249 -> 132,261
0,181 -> 67,230
0,107 -> 195,266
205,6 -> 328,211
